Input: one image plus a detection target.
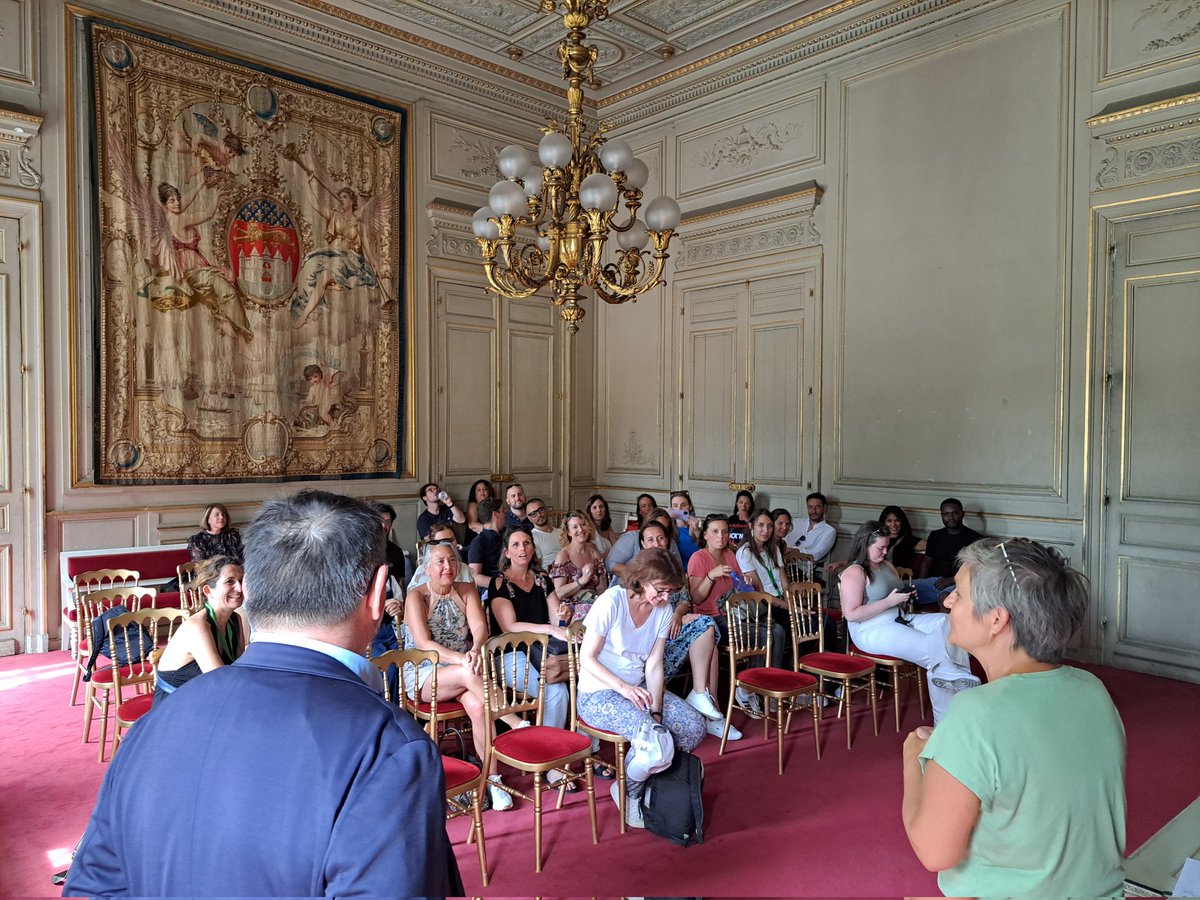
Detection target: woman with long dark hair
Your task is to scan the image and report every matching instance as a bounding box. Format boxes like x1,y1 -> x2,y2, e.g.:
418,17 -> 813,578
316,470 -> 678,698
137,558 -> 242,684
879,505 -> 926,570
465,479 -> 496,537
586,493 -> 619,553
734,509 -> 789,667
840,520 -> 977,724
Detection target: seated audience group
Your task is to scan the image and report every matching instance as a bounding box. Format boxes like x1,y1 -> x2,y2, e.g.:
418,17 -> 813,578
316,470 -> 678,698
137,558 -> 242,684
145,485 -> 1123,895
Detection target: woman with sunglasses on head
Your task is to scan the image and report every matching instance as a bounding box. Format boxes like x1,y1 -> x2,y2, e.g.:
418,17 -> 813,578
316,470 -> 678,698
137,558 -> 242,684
403,540 -> 519,811
153,556 -> 248,705
577,549 -> 706,828
187,503 -> 243,562
586,493 -> 618,554
880,505 -> 926,570
902,538 -> 1125,897
840,521 -> 978,724
550,510 -> 610,624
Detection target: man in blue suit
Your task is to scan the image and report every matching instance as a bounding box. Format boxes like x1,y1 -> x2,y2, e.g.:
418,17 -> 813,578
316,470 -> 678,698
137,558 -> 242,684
66,490 -> 462,897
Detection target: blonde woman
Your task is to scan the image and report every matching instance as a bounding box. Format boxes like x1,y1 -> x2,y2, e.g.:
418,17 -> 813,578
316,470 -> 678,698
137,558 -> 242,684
550,510 -> 610,623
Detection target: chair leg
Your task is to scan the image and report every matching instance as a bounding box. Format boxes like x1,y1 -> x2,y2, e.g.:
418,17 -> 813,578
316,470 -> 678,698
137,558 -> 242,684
719,682 -> 735,755
533,770 -> 543,873
585,757 -> 598,845
82,682 -> 96,743
615,741 -> 627,835
70,664 -> 82,706
869,673 -> 879,736
892,669 -> 902,733
811,695 -> 821,760
775,701 -> 785,775
844,678 -> 853,750
917,666 -> 928,719
471,779 -> 488,887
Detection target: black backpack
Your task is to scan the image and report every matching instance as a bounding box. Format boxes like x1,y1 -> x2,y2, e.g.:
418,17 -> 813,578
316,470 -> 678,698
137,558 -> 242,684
83,605 -> 154,681
640,750 -> 704,846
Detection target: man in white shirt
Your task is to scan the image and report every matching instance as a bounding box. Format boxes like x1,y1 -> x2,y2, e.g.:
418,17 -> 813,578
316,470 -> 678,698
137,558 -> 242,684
787,492 -> 836,563
524,498 -> 561,569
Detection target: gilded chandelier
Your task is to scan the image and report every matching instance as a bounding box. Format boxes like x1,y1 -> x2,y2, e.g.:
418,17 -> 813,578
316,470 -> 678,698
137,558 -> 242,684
472,0 -> 681,333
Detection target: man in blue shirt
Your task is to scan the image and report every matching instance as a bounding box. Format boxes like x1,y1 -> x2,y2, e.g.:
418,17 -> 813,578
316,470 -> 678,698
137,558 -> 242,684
66,490 -> 461,897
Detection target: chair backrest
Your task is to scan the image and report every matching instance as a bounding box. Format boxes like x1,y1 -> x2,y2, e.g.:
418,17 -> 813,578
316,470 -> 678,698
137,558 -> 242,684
369,648 -> 440,733
783,552 -> 815,583
74,568 -> 140,596
177,562 -> 204,613
785,581 -> 825,658
482,631 -> 548,735
724,591 -> 777,668
895,566 -> 914,583
105,606 -> 188,696
564,621 -> 587,728
544,508 -> 566,529
77,585 -> 157,650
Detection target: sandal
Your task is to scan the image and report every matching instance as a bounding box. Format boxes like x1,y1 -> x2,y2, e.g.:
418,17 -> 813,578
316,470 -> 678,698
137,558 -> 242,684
592,762 -> 616,780
547,770 -> 580,793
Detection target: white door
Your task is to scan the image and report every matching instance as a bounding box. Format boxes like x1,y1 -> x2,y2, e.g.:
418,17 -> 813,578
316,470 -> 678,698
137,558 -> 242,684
1101,202 -> 1200,682
0,216 -> 28,652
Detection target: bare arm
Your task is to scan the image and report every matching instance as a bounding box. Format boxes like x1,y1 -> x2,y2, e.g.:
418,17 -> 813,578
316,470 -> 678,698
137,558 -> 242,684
580,629 -> 652,710
902,729 -> 981,872
469,562 -> 490,590
159,615 -> 224,673
461,586 -> 488,654
644,638 -> 666,713
839,564 -> 909,623
551,550 -> 592,600
403,588 -> 468,665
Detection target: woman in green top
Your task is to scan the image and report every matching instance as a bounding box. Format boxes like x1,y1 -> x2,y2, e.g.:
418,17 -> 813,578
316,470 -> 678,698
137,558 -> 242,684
153,556 -> 249,705
902,538 -> 1126,897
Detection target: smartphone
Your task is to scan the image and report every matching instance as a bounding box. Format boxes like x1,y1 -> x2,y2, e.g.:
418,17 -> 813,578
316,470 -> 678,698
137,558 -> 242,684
667,507 -> 689,521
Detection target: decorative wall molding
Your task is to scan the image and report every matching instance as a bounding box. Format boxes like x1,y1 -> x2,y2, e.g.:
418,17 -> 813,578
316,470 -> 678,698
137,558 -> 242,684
1089,94 -> 1200,191
605,0 -> 977,125
677,186 -> 822,269
0,108 -> 43,191
1098,0 -> 1200,84
425,202 -> 481,261
183,0 -> 561,118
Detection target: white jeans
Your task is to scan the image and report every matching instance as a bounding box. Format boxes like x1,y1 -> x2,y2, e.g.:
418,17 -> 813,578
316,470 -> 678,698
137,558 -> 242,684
849,612 -> 974,723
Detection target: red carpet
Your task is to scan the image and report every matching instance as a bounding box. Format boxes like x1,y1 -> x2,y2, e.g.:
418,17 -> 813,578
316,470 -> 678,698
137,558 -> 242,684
1,652 -> 1196,896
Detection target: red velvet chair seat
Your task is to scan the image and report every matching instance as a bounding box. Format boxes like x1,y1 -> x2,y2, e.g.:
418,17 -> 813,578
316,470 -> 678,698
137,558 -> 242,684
740,667 -> 818,694
416,699 -> 465,715
493,725 -> 591,765
800,652 -> 874,677
89,662 -> 154,685
852,648 -> 905,664
442,756 -> 481,793
117,693 -> 154,722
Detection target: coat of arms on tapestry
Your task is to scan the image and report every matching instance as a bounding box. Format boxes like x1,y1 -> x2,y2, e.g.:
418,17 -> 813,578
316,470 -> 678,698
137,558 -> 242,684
86,19 -> 407,483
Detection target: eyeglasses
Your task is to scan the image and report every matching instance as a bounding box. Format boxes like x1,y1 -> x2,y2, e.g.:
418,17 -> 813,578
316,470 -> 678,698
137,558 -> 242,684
526,506 -> 546,516
997,539 -> 1025,590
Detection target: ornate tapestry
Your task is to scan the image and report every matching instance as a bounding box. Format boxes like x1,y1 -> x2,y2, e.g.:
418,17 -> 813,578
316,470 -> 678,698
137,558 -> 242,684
87,20 -> 406,483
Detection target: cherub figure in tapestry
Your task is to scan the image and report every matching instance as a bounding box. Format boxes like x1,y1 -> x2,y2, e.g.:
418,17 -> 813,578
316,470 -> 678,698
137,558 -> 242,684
293,363 -> 355,433
171,112 -> 248,190
282,142 -> 395,327
105,127 -> 253,343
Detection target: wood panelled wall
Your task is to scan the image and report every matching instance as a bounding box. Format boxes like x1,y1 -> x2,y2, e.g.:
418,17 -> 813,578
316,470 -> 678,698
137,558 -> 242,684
0,0 -> 1196,679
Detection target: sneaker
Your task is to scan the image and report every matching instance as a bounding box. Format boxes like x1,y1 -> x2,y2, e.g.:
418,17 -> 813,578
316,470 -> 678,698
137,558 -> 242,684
931,674 -> 981,694
610,780 -> 644,829
735,686 -> 763,717
487,775 -> 513,812
686,689 -> 722,721
706,717 -> 742,740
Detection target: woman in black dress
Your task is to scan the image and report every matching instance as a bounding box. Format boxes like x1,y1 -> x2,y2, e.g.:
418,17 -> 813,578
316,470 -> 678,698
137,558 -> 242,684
187,503 -> 243,561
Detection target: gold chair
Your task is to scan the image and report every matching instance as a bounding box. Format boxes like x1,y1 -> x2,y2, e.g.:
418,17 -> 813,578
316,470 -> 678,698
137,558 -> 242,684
369,649 -> 489,887
565,621 -> 630,834
69,569 -> 140,705
81,595 -> 167,762
177,561 -> 204,613
790,581 -> 879,751
783,550 -> 815,584
369,647 -> 470,743
109,609 -> 189,758
481,631 -> 597,873
722,592 -> 821,773
77,585 -> 155,751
